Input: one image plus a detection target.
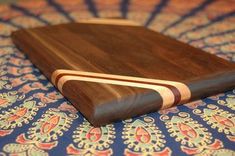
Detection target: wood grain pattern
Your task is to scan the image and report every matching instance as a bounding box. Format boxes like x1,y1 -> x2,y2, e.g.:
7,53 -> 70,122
51,69 -> 191,109
11,20 -> 235,126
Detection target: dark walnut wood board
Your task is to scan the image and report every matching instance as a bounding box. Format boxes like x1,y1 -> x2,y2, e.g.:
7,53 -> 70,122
11,20 -> 235,126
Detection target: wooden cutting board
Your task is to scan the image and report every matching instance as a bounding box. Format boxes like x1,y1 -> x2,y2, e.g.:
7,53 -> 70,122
11,19 -> 235,126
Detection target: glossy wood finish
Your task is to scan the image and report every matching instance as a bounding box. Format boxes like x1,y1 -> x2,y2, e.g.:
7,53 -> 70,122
11,20 -> 235,126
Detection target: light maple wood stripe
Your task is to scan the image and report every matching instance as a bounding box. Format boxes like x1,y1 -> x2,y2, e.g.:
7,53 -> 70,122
52,70 -> 191,102
78,18 -> 139,26
52,70 -> 191,109
57,75 -> 175,109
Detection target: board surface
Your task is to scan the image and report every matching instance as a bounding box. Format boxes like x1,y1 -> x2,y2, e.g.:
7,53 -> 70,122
11,20 -> 235,126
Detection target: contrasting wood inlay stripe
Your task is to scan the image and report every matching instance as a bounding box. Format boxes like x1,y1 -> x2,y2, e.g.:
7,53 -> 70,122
52,69 -> 191,109
78,18 -> 139,26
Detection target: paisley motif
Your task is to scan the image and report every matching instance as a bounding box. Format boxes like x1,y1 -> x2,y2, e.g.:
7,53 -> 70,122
207,93 -> 225,101
3,108 -> 78,155
6,66 -> 34,76
9,73 -> 45,87
158,106 -> 179,114
184,100 -> 206,109
160,112 -> 223,155
86,127 -> 102,142
18,82 -> 49,94
194,104 -> 235,142
58,102 -> 78,114
66,121 -> 115,156
122,117 -> 171,156
0,98 -> 37,136
178,122 -> 197,139
135,126 -> 151,143
194,148 -> 235,156
40,115 -> 60,134
218,94 -> 235,111
8,57 -> 32,66
3,143 -> 48,156
0,91 -> 23,109
27,108 -> 78,142
0,77 -> 12,90
33,91 -> 63,105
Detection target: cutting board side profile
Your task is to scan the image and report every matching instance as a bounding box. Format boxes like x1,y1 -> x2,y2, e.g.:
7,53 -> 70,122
11,20 -> 235,126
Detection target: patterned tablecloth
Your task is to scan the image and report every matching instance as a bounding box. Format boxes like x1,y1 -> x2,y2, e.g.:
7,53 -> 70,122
0,0 -> 235,155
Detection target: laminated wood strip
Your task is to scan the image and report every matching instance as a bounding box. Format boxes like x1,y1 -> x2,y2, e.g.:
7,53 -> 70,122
52,69 -> 191,109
